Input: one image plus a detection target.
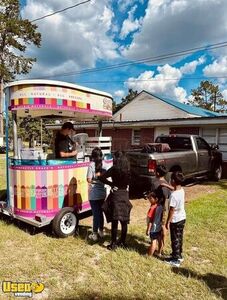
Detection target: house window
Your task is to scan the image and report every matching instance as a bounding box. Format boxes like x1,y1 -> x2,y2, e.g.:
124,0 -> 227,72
132,129 -> 141,145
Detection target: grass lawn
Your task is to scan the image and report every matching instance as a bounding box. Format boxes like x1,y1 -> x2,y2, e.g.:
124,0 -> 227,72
0,155 -> 226,299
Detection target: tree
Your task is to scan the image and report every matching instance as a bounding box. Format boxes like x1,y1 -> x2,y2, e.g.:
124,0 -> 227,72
0,0 -> 41,138
113,89 -> 138,113
4,116 -> 53,147
189,80 -> 227,113
0,0 -> 41,81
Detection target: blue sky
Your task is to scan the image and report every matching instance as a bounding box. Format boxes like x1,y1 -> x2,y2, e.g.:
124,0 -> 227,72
19,0 -> 227,103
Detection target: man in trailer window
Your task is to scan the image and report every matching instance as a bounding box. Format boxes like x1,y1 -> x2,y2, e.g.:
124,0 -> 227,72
55,122 -> 77,159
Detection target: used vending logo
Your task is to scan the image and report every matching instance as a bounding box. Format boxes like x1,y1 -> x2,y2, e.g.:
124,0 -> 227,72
2,281 -> 45,297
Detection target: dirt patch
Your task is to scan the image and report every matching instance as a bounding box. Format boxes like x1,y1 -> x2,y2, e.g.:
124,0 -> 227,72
130,181 -> 218,223
81,181 -> 219,227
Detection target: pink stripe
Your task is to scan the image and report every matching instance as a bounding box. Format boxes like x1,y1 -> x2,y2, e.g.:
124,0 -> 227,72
15,208 -> 59,217
10,105 -> 112,117
36,171 -> 42,186
10,162 -> 90,171
14,201 -> 91,218
104,159 -> 113,164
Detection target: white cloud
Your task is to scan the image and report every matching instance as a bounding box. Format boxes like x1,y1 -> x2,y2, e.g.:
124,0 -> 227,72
222,89 -> 227,100
180,56 -> 206,74
114,90 -> 125,98
121,0 -> 227,63
125,64 -> 188,102
21,0 -> 119,78
120,5 -> 142,39
203,56 -> 227,83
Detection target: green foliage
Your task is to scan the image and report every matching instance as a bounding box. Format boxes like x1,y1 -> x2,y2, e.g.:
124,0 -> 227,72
113,89 -> 138,114
189,80 -> 227,113
18,118 -> 53,145
4,116 -> 53,145
0,0 -> 41,81
0,174 -> 226,299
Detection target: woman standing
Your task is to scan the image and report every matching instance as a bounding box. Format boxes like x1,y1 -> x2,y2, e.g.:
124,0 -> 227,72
87,147 -> 106,241
100,151 -> 132,250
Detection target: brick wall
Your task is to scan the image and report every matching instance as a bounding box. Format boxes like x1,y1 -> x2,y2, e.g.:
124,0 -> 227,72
102,127 -> 155,150
103,128 -> 132,151
80,127 -> 155,151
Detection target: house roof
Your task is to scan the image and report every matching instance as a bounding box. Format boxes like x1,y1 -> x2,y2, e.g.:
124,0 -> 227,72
144,91 -> 223,117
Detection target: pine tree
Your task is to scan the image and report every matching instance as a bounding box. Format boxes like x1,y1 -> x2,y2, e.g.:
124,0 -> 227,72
189,80 -> 227,113
113,89 -> 138,113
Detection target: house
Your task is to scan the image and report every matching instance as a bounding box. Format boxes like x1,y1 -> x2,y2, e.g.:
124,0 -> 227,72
47,90 -> 227,176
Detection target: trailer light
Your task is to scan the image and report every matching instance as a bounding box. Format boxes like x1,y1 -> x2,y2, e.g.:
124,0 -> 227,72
35,214 -> 47,222
148,159 -> 157,174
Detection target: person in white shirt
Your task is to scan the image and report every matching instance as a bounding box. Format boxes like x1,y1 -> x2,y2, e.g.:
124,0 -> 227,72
166,171 -> 186,267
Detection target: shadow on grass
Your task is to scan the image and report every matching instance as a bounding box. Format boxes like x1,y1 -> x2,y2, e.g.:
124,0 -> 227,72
0,213 -> 53,236
202,179 -> 227,191
0,208 -> 92,238
0,189 -> 6,201
172,267 -> 227,300
78,222 -> 148,255
56,293 -> 145,300
0,207 -> 148,255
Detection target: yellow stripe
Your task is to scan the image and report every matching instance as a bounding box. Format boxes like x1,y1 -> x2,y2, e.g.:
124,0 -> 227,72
17,170 -> 21,209
47,170 -> 53,210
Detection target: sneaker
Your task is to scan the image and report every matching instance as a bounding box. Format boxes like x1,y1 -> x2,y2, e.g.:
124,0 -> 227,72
98,230 -> 104,238
88,232 -> 98,242
165,259 -> 181,267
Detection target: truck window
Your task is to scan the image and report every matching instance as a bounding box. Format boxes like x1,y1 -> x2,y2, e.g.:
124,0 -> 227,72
155,136 -> 192,150
196,137 -> 210,150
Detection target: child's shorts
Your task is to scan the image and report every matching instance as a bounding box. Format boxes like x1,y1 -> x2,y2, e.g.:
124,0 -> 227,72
150,231 -> 161,240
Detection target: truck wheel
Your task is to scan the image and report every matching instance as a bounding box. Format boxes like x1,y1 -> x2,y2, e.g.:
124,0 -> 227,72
52,207 -> 78,238
212,164 -> 222,181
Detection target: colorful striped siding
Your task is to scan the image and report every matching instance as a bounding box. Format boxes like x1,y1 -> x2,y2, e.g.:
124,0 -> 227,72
9,163 -> 90,217
10,97 -> 91,110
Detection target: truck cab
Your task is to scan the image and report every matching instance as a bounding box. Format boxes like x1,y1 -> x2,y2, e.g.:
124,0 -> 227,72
127,134 -> 222,195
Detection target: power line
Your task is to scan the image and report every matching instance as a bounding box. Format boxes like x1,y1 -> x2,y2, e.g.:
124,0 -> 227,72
31,0 -> 91,23
69,76 -> 227,84
23,41 -> 227,80
19,75 -> 226,85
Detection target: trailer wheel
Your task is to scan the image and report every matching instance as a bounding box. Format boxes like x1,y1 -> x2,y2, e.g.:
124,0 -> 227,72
52,207 -> 78,238
211,164 -> 222,181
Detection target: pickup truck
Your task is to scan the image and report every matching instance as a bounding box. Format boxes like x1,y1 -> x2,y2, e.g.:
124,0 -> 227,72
127,134 -> 223,194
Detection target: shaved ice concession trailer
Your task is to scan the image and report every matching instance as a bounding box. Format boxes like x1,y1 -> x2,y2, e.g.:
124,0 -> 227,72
2,80 -> 113,237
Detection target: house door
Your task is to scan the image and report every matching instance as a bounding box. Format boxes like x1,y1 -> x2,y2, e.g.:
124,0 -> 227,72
154,127 -> 169,139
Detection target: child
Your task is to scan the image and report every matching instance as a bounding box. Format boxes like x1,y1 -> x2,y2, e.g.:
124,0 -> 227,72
87,147 -> 107,242
165,171 -> 186,267
146,191 -> 163,256
153,165 -> 174,255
